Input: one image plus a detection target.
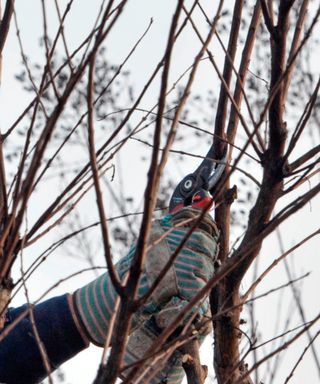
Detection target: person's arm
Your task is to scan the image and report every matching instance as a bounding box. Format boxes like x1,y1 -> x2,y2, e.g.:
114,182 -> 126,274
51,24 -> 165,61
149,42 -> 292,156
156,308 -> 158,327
0,294 -> 89,384
74,207 -> 219,384
0,207 -> 219,384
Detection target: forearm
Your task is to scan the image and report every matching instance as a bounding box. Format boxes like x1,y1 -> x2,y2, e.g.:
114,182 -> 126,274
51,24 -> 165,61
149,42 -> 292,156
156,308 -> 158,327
0,294 -> 89,384
0,208 -> 219,384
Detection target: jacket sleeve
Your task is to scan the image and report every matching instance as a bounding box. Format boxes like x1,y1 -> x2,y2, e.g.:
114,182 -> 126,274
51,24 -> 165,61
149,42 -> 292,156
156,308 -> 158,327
0,294 -> 89,384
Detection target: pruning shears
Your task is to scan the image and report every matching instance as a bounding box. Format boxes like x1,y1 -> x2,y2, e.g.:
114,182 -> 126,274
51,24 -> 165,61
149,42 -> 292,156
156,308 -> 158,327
169,144 -> 228,213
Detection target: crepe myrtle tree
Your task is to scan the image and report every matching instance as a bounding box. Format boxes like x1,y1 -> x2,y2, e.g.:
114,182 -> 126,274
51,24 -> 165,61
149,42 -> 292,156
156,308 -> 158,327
0,1 -> 320,383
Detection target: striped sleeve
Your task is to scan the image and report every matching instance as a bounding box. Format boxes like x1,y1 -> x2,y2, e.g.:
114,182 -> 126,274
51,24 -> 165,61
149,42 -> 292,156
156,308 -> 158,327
74,251 -> 152,346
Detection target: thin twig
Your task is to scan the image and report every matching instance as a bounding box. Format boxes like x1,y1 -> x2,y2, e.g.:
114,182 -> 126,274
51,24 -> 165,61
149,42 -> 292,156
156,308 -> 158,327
19,220 -> 53,383
87,45 -> 123,294
276,229 -> 320,377
284,328 -> 320,383
243,228 -> 319,301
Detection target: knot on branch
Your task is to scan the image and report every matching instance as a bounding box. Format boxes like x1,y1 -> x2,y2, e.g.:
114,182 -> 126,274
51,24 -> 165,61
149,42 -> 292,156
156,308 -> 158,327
239,361 -> 254,384
224,185 -> 237,205
179,338 -> 208,384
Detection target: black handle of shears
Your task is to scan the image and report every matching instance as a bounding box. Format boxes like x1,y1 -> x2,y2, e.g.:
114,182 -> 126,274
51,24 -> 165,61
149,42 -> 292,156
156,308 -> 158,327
168,143 -> 228,213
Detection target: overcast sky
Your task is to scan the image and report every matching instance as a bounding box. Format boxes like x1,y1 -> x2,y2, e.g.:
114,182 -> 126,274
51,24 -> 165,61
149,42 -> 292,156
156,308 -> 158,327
1,1 -> 319,383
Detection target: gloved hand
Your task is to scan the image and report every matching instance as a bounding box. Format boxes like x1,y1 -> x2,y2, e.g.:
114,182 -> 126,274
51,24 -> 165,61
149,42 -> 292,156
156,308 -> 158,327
121,301 -> 212,384
72,207 -> 219,347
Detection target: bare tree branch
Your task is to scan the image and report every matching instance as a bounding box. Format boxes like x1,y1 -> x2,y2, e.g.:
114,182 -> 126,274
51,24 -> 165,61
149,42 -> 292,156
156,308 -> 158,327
0,0 -> 14,55
260,0 -> 275,37
288,144 -> 320,172
87,43 -> 123,295
97,2 -> 185,382
180,339 -> 208,384
284,328 -> 320,383
0,0 -> 15,329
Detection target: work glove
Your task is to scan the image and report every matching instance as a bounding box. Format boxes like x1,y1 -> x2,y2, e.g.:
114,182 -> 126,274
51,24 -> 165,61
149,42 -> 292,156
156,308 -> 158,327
121,300 -> 212,384
72,207 -> 219,347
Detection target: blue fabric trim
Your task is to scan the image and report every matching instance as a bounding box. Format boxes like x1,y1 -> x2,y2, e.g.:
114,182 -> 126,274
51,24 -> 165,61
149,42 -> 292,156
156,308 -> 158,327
0,294 -> 88,384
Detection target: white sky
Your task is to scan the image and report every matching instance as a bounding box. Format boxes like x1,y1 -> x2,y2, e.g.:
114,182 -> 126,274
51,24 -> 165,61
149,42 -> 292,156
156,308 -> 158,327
1,1 -> 319,383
